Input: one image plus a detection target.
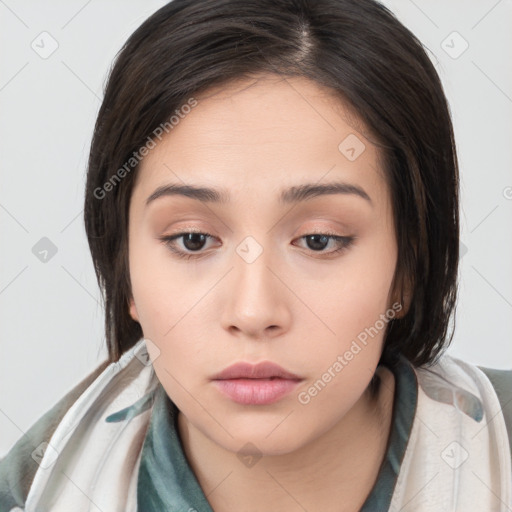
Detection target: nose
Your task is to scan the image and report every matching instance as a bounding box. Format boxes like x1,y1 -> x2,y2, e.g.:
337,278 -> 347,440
220,240 -> 292,340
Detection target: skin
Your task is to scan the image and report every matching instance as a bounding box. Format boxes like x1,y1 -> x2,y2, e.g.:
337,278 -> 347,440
128,73 -> 406,511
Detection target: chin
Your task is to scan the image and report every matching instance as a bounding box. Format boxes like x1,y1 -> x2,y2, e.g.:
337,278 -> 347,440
230,435 -> 304,458
208,420 -> 311,458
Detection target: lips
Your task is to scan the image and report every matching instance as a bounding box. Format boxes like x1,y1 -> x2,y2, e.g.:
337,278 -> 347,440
211,361 -> 303,381
211,361 -> 304,405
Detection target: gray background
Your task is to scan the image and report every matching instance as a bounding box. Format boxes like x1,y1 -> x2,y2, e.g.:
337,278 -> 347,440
1,0 -> 511,456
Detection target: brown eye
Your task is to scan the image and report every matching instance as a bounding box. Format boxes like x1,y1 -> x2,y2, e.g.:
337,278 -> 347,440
180,233 -> 208,251
304,234 -> 330,251
160,231 -> 216,260
294,233 -> 355,256
160,231 -> 355,261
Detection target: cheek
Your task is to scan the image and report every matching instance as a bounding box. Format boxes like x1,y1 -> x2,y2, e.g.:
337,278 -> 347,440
294,236 -> 397,384
128,228 -> 187,329
128,234 -> 213,376
308,236 -> 396,333
129,208 -> 397,355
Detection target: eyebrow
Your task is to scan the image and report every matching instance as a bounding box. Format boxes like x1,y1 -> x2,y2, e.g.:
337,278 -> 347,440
145,181 -> 372,207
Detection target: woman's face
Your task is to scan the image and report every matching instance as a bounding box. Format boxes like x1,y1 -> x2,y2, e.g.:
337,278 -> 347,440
128,73 -> 401,455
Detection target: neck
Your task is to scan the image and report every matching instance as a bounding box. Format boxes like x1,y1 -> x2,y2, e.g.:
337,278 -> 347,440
177,366 -> 395,512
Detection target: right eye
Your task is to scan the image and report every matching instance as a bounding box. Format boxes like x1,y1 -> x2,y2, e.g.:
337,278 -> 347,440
160,231 -> 218,260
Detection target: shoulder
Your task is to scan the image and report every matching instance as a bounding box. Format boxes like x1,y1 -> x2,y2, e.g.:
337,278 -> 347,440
0,359 -> 110,511
421,352 -> 512,408
476,364 -> 512,400
476,363 -> 512,443
420,353 -> 512,458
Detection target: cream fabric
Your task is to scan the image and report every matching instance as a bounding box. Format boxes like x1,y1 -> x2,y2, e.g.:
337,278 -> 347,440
389,356 -> 512,511
19,339 -> 512,512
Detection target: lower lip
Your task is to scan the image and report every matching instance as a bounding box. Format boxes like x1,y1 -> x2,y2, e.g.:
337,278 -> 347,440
213,378 -> 302,405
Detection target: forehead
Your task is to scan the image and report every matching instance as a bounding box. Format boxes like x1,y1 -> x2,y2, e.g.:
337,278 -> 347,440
133,74 -> 387,209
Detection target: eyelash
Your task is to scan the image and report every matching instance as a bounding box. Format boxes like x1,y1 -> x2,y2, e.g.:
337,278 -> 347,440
160,230 -> 355,260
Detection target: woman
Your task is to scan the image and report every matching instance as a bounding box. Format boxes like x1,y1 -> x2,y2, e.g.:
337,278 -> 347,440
1,0 -> 511,510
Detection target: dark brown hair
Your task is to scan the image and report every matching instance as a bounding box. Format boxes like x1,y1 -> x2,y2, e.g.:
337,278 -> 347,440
84,0 -> 459,367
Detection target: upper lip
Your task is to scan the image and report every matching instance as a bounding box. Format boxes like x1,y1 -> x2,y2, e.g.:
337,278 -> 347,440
212,361 -> 303,380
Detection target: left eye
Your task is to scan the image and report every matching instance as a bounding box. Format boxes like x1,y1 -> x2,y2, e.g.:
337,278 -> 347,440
160,232 -> 355,260
294,233 -> 355,255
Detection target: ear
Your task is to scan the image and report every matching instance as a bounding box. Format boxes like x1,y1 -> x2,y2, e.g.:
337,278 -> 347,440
129,296 -> 139,322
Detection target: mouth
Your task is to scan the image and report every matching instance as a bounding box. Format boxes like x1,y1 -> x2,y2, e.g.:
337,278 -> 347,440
211,361 -> 304,405
211,361 -> 303,381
